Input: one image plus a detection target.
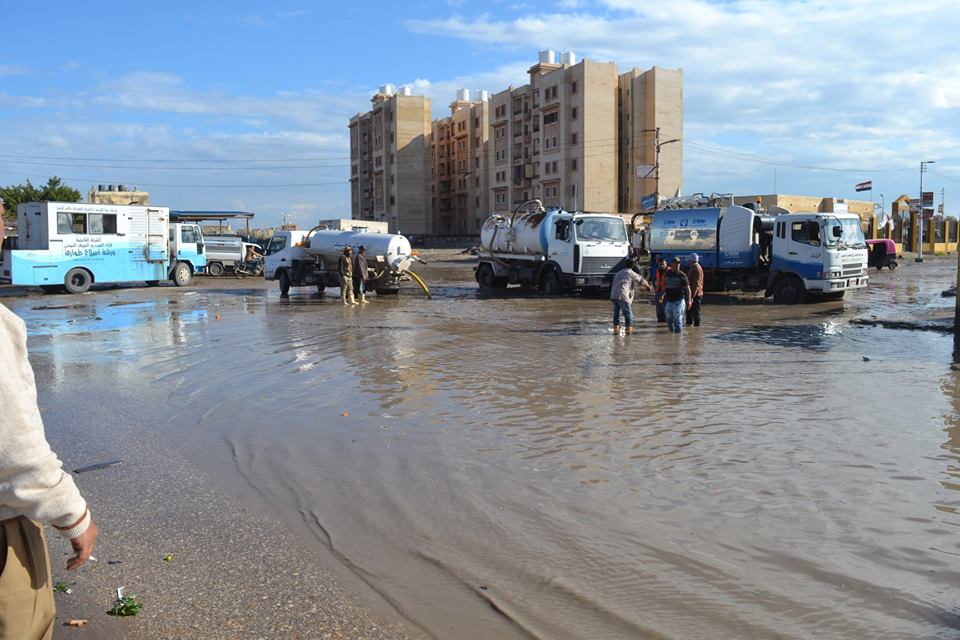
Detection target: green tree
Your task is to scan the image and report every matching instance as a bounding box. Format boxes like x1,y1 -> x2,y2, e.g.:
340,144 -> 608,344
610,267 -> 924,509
1,176 -> 82,223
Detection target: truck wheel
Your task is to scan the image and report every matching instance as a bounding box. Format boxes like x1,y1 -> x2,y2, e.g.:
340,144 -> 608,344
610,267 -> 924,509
278,270 -> 290,297
542,271 -> 563,296
492,276 -> 509,288
887,261 -> 898,271
64,268 -> 92,294
476,263 -> 496,290
207,262 -> 224,277
772,276 -> 805,304
172,262 -> 193,287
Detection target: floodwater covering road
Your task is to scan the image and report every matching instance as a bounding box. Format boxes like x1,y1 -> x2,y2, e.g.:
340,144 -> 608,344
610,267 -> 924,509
5,257 -> 960,639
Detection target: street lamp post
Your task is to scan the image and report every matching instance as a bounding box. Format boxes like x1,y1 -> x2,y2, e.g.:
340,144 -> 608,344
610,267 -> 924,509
917,160 -> 935,262
641,127 -> 680,211
280,212 -> 288,227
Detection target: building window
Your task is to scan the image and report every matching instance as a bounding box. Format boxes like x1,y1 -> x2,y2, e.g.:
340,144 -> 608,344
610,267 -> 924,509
572,158 -> 578,171
552,136 -> 557,148
571,81 -> 577,94
543,111 -> 559,125
571,133 -> 578,145
571,107 -> 578,120
552,161 -> 558,173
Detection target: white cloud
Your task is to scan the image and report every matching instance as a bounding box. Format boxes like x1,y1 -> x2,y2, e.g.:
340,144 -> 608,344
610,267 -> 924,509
0,64 -> 30,76
405,0 -> 960,199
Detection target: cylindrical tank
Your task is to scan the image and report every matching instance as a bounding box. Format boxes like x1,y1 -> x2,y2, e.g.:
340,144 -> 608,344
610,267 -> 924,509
480,210 -> 555,256
306,230 -> 412,272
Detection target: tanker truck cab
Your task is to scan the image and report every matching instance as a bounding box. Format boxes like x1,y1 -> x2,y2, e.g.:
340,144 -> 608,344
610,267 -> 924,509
477,203 -> 630,295
767,213 -> 868,303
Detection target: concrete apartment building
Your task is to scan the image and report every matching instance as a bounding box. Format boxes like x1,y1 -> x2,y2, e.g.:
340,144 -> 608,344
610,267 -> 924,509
350,52 -> 683,235
488,52 -> 621,214
431,90 -> 490,234
618,66 -> 683,212
349,85 -> 432,234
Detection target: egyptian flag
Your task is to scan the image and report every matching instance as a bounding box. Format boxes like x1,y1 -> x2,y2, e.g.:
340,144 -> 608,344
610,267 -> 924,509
855,180 -> 872,192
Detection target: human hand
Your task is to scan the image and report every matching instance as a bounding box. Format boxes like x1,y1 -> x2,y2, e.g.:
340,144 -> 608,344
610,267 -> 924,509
66,520 -> 98,571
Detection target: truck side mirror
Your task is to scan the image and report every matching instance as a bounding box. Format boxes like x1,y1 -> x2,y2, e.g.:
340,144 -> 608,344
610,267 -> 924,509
832,225 -> 842,238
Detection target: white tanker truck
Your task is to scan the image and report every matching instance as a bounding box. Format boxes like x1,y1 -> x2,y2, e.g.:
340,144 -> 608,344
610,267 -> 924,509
477,200 -> 631,294
263,226 -> 427,297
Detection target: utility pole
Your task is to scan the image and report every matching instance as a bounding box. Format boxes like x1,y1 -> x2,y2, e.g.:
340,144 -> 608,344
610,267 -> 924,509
641,127 -> 680,211
917,160 -> 935,262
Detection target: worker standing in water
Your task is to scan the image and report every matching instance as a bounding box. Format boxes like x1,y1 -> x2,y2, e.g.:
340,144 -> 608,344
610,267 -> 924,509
610,258 -> 653,335
338,246 -> 357,306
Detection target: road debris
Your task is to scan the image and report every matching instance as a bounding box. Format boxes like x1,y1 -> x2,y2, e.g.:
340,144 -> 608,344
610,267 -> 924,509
67,619 -> 89,627
73,460 -> 122,474
108,587 -> 142,617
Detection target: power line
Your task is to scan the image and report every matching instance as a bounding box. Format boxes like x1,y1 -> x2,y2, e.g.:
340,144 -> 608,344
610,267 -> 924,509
0,168 -> 346,188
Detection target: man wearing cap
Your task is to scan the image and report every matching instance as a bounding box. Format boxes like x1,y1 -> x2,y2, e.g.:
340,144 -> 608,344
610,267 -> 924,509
610,258 -> 653,335
686,253 -> 704,327
1,305 -> 99,638
338,246 -> 357,305
660,257 -> 691,333
353,245 -> 370,304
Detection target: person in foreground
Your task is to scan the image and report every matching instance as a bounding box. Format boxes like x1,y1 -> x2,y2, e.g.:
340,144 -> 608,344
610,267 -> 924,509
0,305 -> 98,640
610,258 -> 654,335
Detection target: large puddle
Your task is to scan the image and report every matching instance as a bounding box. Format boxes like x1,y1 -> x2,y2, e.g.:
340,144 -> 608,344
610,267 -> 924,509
8,260 -> 960,639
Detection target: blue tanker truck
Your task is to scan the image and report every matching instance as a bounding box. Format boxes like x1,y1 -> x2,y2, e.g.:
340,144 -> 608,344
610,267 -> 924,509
648,200 -> 868,303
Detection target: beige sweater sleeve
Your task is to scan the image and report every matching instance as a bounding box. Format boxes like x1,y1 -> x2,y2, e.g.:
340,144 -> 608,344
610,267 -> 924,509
0,304 -> 87,527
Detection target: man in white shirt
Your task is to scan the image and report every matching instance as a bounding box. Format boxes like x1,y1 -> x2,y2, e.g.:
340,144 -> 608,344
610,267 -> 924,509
0,305 -> 98,639
610,258 -> 653,335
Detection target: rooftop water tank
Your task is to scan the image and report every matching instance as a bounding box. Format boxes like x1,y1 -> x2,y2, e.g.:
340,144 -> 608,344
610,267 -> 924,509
538,50 -> 556,64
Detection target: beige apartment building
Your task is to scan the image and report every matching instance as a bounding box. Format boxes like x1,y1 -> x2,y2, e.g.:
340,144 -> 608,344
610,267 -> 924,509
350,52 -> 683,235
431,90 -> 490,234
349,86 -> 432,234
488,52 -> 621,214
618,66 -> 683,212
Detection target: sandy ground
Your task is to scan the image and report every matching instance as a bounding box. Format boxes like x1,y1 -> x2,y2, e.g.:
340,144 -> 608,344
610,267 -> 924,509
40,381 -> 418,640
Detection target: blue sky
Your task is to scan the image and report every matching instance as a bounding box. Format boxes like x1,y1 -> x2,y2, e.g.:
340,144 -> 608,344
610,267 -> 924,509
2,0 -> 958,228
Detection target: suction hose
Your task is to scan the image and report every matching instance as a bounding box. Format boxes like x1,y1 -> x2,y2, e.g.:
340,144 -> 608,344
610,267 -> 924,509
404,269 -> 431,299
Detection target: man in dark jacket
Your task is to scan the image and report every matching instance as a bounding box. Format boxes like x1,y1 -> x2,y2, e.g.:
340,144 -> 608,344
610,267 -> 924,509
338,246 -> 357,305
353,245 -> 370,304
661,257 -> 691,333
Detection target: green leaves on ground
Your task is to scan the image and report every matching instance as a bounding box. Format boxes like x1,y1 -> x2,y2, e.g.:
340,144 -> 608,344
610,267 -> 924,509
108,594 -> 142,617
54,581 -> 72,594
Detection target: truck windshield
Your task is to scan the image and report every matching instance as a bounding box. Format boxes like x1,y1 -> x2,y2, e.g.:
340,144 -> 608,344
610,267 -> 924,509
575,217 -> 627,243
823,217 -> 866,249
